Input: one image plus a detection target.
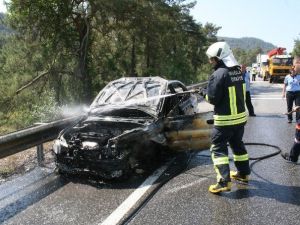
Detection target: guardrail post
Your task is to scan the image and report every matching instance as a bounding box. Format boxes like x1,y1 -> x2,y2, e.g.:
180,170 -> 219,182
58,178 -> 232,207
37,144 -> 44,166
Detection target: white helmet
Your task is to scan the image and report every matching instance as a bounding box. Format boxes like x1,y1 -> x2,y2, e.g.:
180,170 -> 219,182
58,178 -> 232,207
206,42 -> 231,59
206,41 -> 239,67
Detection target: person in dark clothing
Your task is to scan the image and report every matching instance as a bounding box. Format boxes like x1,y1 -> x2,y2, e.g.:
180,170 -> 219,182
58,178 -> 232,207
205,42 -> 250,194
282,105 -> 300,163
241,64 -> 256,116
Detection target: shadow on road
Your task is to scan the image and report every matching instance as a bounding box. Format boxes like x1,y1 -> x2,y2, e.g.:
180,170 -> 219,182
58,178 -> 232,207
224,179 -> 300,206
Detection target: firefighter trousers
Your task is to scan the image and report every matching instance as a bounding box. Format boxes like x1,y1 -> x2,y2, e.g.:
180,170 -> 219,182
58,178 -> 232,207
210,125 -> 250,183
245,91 -> 255,116
289,124 -> 300,162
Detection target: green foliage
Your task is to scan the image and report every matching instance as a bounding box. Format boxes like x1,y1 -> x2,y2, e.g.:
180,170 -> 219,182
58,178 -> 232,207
2,0 -> 287,135
0,88 -> 60,134
29,89 -> 60,122
0,35 -> 67,134
292,39 -> 300,56
233,47 -> 263,67
0,0 -> 222,133
0,0 -> 290,135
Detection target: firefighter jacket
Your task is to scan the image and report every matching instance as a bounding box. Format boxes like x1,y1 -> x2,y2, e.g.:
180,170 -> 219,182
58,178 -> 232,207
206,61 -> 247,126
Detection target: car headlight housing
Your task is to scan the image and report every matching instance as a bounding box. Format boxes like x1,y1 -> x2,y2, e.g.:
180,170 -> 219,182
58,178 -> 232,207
53,135 -> 68,154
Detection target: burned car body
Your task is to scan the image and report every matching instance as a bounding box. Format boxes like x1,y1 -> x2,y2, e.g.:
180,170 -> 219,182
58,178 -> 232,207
53,77 -> 213,179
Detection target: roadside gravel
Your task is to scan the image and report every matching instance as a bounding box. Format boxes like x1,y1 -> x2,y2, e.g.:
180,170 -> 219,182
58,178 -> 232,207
0,142 -> 55,184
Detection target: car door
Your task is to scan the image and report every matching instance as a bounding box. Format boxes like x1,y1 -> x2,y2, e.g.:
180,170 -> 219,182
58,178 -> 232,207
162,81 -> 213,152
164,111 -> 213,152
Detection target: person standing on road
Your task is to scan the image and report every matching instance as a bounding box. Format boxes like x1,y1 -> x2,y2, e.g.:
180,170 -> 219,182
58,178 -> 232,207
241,64 -> 256,117
282,105 -> 300,162
282,56 -> 300,123
204,42 -> 250,194
251,67 -> 257,81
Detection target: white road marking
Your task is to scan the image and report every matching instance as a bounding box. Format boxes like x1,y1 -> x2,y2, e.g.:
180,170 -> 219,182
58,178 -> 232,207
251,95 -> 282,97
99,162 -> 172,225
251,94 -> 284,100
252,97 -> 283,100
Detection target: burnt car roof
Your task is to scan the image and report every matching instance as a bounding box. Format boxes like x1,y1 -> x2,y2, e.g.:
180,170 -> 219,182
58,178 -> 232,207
89,77 -> 185,118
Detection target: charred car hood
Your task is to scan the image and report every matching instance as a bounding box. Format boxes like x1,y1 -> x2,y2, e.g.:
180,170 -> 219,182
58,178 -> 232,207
60,106 -> 162,152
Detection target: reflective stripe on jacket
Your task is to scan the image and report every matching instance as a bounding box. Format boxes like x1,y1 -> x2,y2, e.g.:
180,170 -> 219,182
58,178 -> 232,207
207,61 -> 247,126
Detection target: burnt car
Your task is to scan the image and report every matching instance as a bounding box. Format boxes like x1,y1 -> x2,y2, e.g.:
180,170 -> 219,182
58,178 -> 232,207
52,76 -> 213,179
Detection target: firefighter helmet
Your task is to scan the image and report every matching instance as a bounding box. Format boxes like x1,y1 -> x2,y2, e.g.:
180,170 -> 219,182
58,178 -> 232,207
206,41 -> 231,60
206,41 -> 238,67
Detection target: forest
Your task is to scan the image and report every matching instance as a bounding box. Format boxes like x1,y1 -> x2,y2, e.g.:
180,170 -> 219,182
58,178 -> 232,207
0,0 -> 299,135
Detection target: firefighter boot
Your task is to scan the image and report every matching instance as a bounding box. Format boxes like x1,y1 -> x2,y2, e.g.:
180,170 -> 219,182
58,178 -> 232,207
230,171 -> 249,183
208,181 -> 232,194
281,152 -> 297,163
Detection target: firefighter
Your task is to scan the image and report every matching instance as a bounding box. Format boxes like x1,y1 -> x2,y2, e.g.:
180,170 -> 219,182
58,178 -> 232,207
205,42 -> 251,194
282,105 -> 300,163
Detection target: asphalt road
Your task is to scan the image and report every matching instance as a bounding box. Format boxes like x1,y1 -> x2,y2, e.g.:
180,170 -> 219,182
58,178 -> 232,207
2,78 -> 300,225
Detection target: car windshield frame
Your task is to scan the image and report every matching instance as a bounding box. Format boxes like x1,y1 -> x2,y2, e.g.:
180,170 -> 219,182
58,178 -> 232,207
89,77 -> 169,116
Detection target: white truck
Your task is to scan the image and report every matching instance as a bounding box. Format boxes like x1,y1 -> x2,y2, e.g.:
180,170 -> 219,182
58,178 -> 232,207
256,54 -> 269,79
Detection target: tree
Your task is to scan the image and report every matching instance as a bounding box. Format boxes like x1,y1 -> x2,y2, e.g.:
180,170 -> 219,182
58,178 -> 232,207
8,0 -> 94,102
7,0 -> 213,88
1,0 -> 217,133
233,47 -> 263,66
292,39 -> 300,56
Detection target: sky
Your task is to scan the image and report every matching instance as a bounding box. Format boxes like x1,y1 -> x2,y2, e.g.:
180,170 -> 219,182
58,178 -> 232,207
190,0 -> 300,53
0,1 -> 5,13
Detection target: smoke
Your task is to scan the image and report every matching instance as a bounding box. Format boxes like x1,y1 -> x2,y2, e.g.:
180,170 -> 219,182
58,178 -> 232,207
59,104 -> 90,118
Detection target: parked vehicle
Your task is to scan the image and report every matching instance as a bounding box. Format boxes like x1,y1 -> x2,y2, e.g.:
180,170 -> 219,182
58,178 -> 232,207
52,77 -> 213,179
263,48 -> 293,83
256,54 -> 269,79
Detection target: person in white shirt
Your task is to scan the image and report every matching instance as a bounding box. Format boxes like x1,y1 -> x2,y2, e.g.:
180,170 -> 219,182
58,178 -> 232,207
282,56 -> 300,123
241,65 -> 256,116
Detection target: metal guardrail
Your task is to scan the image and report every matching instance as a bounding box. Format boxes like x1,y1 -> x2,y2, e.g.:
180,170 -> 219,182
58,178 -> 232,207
0,81 -> 208,162
0,116 -> 81,160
